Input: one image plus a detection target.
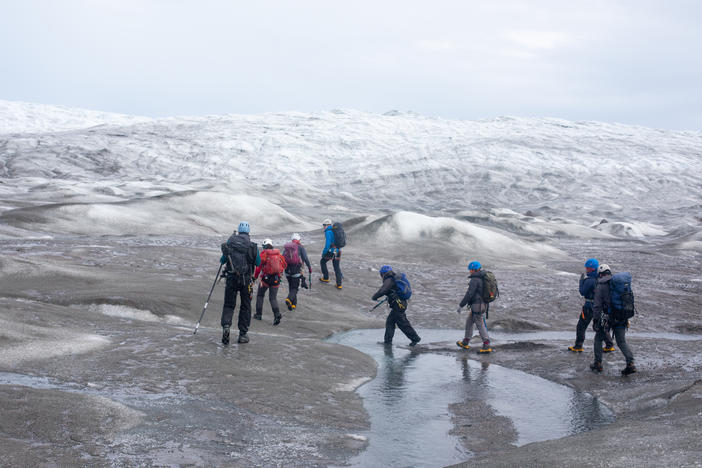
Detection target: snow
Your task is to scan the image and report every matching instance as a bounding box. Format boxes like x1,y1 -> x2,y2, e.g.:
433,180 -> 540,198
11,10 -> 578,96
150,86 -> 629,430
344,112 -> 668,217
1,100 -> 701,253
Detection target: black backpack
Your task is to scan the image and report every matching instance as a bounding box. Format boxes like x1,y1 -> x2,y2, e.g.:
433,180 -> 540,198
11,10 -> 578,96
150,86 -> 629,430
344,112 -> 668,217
331,221 -> 346,248
222,234 -> 252,278
481,271 -> 499,303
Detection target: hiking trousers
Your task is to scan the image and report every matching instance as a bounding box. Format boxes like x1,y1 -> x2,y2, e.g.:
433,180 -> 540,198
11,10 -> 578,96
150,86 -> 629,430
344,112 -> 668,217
320,249 -> 342,286
575,304 -> 613,348
285,264 -> 305,306
221,276 -> 252,334
384,303 -> 420,344
256,281 -> 281,319
594,323 -> 634,364
464,309 -> 490,344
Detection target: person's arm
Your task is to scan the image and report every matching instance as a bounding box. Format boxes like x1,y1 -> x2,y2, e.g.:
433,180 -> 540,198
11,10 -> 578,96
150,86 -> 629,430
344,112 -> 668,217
371,277 -> 394,301
300,246 -> 312,271
592,283 -> 603,321
459,278 -> 478,307
322,229 -> 333,255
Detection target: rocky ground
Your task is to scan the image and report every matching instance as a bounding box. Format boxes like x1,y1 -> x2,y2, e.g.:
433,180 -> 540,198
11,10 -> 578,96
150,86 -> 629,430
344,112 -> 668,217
0,234 -> 700,467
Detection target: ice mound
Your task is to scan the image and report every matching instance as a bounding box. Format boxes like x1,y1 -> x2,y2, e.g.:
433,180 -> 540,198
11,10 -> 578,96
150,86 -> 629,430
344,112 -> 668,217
1,191 -> 313,236
90,304 -> 186,324
353,211 -> 565,262
591,220 -> 668,238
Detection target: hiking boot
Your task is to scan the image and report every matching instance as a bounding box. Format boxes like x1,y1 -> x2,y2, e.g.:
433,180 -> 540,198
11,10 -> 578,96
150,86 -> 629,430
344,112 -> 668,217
377,341 -> 392,346
237,333 -> 249,344
590,361 -> 603,372
478,346 -> 493,354
291,304 -> 296,310
603,345 -> 615,353
409,337 -> 421,347
253,314 -> 262,320
221,327 -> 230,345
285,298 -> 293,311
274,315 -> 281,326
568,346 -> 584,352
621,363 -> 637,376
319,277 -> 330,283
456,340 -> 471,350
336,283 -> 343,289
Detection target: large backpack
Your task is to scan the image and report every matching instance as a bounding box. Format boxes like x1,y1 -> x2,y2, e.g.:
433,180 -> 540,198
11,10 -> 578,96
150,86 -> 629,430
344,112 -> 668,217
331,221 -> 346,248
610,272 -> 635,321
262,249 -> 286,276
223,235 -> 251,277
394,272 -> 412,300
283,241 -> 302,266
481,271 -> 499,303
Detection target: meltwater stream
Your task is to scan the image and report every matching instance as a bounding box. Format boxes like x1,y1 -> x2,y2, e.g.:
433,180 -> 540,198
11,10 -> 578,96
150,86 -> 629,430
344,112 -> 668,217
327,329 -> 616,468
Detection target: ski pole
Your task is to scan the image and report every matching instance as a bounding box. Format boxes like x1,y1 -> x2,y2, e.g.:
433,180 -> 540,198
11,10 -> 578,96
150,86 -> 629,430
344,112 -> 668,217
194,263 -> 223,334
371,298 -> 388,311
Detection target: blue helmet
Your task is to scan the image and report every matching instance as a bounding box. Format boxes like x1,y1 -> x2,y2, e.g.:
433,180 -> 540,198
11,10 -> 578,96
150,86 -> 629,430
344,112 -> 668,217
584,258 -> 599,269
237,221 -> 250,234
468,261 -> 481,271
379,265 -> 393,275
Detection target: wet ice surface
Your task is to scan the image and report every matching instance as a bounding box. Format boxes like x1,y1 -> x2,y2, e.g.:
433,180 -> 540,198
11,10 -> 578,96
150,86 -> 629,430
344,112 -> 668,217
328,329 -> 616,467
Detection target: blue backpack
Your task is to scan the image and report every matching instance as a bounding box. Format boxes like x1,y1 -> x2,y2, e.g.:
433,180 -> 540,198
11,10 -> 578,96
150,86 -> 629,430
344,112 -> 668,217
394,273 -> 412,300
610,272 -> 635,321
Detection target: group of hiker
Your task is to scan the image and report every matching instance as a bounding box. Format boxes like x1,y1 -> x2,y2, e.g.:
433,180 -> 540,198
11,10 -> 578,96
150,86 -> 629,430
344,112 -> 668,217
216,220 -> 637,375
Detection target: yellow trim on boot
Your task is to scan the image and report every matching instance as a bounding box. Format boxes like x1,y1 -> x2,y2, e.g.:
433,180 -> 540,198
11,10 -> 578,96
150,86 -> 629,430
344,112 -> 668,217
568,346 -> 584,352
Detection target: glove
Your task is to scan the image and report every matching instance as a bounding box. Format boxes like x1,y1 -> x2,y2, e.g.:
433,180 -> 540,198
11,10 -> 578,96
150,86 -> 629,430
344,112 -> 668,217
220,254 -> 227,265
457,306 -> 462,314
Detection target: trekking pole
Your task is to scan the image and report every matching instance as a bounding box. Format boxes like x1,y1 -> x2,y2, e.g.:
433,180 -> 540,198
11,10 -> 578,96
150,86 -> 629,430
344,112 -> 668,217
193,263 -> 223,334
370,298 -> 388,311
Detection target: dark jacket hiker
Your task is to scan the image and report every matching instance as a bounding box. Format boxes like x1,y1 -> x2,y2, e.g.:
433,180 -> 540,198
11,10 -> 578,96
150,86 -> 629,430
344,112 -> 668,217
372,265 -> 420,347
569,258 -> 614,353
220,221 -> 260,345
456,261 -> 492,353
284,233 -> 312,311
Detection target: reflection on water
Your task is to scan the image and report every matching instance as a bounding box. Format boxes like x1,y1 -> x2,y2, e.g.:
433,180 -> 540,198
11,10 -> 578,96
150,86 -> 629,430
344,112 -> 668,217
328,329 -> 615,468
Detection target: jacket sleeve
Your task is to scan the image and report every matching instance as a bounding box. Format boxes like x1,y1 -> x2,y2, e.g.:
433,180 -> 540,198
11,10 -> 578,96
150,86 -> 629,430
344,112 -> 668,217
299,245 -> 312,270
592,282 -> 606,321
372,277 -> 395,301
579,274 -> 587,296
322,229 -> 334,255
579,275 -> 595,298
459,278 -> 479,307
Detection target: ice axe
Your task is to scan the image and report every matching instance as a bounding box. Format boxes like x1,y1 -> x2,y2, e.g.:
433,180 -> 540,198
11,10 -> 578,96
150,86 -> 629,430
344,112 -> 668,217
370,298 -> 388,311
193,263 -> 223,334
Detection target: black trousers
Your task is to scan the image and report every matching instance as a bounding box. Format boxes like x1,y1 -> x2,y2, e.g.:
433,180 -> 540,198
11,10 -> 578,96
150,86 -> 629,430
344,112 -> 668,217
384,302 -> 420,344
221,275 -> 252,334
320,250 -> 342,286
575,304 -> 613,348
286,264 -> 303,306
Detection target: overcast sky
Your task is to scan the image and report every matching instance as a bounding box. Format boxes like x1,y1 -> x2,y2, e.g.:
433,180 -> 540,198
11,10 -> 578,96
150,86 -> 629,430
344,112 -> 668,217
2,0 -> 701,130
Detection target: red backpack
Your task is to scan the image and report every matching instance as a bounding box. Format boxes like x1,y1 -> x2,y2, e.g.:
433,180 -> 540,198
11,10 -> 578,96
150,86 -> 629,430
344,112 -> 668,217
262,249 -> 286,275
283,241 -> 302,266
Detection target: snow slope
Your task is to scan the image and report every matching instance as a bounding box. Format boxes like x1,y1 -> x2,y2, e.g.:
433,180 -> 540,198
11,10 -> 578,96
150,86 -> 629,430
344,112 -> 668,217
0,101 -> 701,252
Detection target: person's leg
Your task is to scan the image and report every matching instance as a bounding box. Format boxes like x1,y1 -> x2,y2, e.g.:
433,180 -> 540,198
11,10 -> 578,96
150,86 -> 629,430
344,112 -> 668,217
394,307 -> 420,342
384,310 -> 397,344
237,284 -> 252,337
604,326 -> 615,349
221,278 -> 238,328
320,256 -> 330,281
613,325 -> 634,363
332,252 -> 342,286
255,283 -> 267,319
474,313 -> 490,344
593,328 -> 604,364
288,276 -> 300,307
574,306 -> 591,348
269,285 -> 281,324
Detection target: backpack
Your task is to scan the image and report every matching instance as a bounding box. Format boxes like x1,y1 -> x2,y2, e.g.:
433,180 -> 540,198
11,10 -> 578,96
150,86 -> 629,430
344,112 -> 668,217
223,234 -> 251,277
481,271 -> 499,303
331,221 -> 346,248
283,241 -> 302,266
610,272 -> 635,321
262,249 -> 286,276
394,272 -> 412,300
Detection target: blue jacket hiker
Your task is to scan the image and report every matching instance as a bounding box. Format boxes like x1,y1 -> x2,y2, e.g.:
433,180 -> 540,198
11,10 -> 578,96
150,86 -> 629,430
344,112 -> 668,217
319,218 -> 343,288
569,258 -> 614,353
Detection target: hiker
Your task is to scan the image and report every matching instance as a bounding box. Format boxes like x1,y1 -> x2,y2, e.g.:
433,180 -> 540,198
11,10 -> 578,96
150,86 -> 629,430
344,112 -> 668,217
456,261 -> 492,353
568,258 -> 615,353
590,264 -> 637,375
220,221 -> 260,345
253,239 -> 287,326
372,265 -> 421,346
283,233 -> 312,311
319,218 -> 343,289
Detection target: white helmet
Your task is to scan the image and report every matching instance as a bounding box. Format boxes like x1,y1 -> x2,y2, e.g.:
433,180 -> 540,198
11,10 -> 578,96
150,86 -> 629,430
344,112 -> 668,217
291,233 -> 301,241
263,238 -> 273,247
322,218 -> 332,226
597,264 -> 611,275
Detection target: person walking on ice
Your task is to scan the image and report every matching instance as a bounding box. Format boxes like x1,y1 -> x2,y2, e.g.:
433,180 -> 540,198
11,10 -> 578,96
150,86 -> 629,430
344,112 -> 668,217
372,265 -> 421,347
456,261 -> 494,353
283,233 -> 312,311
568,258 -> 615,353
253,239 -> 286,326
319,218 -> 344,289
